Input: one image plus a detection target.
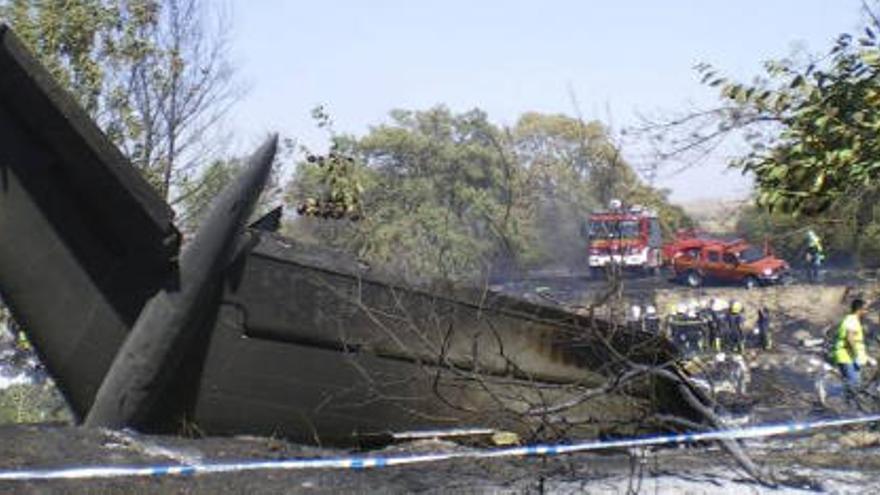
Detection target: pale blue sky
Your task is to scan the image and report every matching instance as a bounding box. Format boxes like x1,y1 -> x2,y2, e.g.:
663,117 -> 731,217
226,1 -> 865,202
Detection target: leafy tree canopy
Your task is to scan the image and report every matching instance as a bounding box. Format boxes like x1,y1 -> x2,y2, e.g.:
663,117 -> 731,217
698,6 -> 880,215
1,0 -> 239,201
288,107 -> 691,281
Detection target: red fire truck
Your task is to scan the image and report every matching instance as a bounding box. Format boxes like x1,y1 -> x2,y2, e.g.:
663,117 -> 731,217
586,201 -> 664,277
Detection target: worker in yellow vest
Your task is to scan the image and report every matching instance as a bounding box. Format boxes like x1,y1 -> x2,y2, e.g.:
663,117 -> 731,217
832,298 -> 876,395
15,330 -> 30,351
805,230 -> 825,283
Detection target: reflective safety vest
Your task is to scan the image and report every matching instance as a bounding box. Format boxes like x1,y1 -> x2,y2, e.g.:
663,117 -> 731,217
807,235 -> 825,260
833,313 -> 867,365
16,331 -> 31,350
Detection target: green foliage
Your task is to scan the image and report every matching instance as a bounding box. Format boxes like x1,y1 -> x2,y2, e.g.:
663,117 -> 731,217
2,0 -> 239,204
287,107 -> 691,281
699,9 -> 880,215
2,0 -> 119,114
0,311 -> 70,425
736,193 -> 880,267
694,4 -> 880,265
295,152 -> 364,221
176,150 -> 286,235
511,112 -> 691,264
1,0 -> 159,142
0,383 -> 71,424
289,107 -> 533,281
175,158 -> 241,233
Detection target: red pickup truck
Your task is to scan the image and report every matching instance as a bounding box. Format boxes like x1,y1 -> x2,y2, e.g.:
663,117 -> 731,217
664,234 -> 790,289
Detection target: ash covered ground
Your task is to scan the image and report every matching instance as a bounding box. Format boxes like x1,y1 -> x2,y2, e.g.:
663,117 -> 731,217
1,423 -> 880,494
3,274 -> 880,494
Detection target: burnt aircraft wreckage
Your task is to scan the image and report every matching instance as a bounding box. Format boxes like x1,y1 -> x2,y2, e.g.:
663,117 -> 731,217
0,25 -> 703,445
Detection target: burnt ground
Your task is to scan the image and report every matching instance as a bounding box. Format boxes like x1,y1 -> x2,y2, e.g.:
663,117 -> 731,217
513,270 -> 880,410
1,423 -> 880,494
3,271 -> 880,493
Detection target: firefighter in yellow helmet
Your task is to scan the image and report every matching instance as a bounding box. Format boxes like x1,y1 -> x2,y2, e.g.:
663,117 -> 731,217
709,299 -> 729,352
728,300 -> 745,353
669,302 -> 701,356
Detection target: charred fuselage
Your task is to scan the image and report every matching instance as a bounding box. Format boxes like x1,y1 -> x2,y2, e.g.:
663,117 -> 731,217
0,24 -> 698,445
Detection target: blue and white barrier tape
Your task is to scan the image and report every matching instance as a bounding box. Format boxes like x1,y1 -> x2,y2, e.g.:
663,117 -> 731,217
1,414 -> 879,481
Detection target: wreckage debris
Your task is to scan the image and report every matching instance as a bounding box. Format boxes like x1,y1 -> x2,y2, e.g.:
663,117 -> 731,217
84,136 -> 278,429
0,24 -> 703,444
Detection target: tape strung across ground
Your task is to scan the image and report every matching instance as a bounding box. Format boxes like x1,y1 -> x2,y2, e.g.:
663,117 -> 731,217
1,414 -> 879,481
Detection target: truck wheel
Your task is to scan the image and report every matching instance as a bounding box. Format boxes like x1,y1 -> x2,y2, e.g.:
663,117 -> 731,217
685,270 -> 702,288
743,276 -> 758,290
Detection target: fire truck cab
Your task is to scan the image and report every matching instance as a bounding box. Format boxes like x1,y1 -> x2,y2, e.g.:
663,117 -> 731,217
585,201 -> 663,276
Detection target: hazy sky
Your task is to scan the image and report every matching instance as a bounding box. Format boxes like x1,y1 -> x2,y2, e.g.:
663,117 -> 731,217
226,1 -> 865,202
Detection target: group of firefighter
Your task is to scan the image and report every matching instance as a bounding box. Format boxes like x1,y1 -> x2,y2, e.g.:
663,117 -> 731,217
628,298 -> 772,357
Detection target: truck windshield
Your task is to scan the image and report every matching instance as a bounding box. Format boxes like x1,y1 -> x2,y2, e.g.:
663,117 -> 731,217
738,246 -> 766,263
588,220 -> 640,239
